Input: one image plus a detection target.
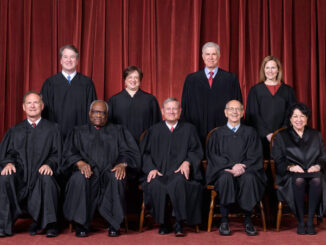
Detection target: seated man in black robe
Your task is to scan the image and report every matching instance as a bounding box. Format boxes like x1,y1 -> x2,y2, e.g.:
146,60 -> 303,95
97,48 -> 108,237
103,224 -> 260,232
62,100 -> 140,237
206,100 -> 266,236
140,97 -> 203,236
0,91 -> 61,238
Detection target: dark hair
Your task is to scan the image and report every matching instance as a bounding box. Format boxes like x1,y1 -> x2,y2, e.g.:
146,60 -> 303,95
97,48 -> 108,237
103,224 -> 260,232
287,102 -> 311,126
123,66 -> 143,80
59,44 -> 79,59
23,91 -> 43,104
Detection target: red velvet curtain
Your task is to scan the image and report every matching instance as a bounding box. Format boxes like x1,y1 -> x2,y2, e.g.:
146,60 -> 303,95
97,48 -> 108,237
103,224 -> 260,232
0,0 -> 325,141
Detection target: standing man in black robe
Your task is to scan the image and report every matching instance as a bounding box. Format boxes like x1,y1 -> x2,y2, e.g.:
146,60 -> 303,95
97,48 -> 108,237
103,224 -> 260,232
108,66 -> 162,143
41,44 -> 97,139
62,100 -> 140,237
140,98 -> 203,236
0,91 -> 61,237
206,100 -> 266,236
181,42 -> 242,145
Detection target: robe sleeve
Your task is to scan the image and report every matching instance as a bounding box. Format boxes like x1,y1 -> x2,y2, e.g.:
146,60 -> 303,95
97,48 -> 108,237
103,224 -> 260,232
184,125 -> 203,180
281,87 -> 297,126
61,128 -> 85,174
40,79 -> 53,121
271,133 -> 289,177
245,86 -> 270,137
316,132 -> 326,168
107,97 -> 114,122
43,125 -> 62,172
150,97 -> 162,124
140,130 -> 157,175
232,74 -> 243,103
242,129 -> 264,171
206,130 -> 234,185
115,126 -> 141,170
180,75 -> 190,122
0,129 -> 18,169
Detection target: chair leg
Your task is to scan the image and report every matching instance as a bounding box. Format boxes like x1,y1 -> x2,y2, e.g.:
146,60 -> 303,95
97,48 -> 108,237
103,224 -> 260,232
259,201 -> 267,232
195,225 -> 200,233
69,223 -> 73,232
124,216 -> 128,233
139,193 -> 145,232
276,201 -> 282,232
207,190 -> 217,232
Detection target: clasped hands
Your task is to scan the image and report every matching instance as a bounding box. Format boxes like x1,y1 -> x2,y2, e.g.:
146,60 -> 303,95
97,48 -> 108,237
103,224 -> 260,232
1,163 -> 53,176
288,164 -> 320,173
76,160 -> 127,180
147,161 -> 190,183
224,163 -> 246,177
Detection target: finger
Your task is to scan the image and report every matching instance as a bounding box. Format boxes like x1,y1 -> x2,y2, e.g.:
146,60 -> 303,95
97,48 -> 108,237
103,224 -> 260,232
13,167 -> 16,173
175,168 -> 180,173
157,172 -> 163,176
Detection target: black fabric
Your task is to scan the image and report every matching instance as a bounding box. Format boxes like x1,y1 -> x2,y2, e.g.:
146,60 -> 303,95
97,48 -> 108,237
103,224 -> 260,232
107,89 -> 162,142
140,121 -> 203,225
181,69 -> 242,144
41,72 -> 97,139
0,119 -> 61,235
271,127 -> 326,217
206,125 -> 266,211
62,123 -> 140,230
245,82 -> 296,157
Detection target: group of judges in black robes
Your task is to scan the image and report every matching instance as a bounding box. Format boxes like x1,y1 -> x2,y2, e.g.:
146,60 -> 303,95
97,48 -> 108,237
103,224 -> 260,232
0,42 -> 325,238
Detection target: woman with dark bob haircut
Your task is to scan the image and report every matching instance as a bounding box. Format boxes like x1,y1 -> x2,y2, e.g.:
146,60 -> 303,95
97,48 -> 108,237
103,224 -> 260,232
272,102 -> 326,235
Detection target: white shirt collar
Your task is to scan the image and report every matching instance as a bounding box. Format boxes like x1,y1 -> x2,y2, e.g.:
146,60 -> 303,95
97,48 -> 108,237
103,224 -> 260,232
62,70 -> 77,80
27,117 -> 42,126
227,122 -> 240,132
165,121 -> 178,131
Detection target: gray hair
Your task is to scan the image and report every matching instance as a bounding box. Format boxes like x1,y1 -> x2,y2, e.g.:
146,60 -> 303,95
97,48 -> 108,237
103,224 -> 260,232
202,42 -> 220,56
162,97 -> 180,109
90,100 -> 109,113
225,100 -> 244,110
23,91 -> 43,104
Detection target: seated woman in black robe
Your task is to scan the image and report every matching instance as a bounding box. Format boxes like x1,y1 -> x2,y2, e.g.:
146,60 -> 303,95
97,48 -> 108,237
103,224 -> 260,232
246,56 -> 296,158
271,102 -> 326,235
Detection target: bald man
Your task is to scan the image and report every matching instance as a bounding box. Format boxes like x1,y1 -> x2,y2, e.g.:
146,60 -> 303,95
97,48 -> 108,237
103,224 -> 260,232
206,100 -> 266,236
62,100 -> 140,237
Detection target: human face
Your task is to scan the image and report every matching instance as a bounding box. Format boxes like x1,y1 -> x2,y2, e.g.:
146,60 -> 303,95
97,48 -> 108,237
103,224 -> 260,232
125,71 -> 140,91
60,48 -> 78,74
290,109 -> 307,132
23,94 -> 44,120
264,60 -> 279,82
89,102 -> 108,127
224,100 -> 244,125
202,47 -> 219,70
161,101 -> 181,124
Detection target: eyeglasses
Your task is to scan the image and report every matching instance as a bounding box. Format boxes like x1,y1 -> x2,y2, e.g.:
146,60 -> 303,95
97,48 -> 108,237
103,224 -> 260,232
90,110 -> 107,116
226,107 -> 242,112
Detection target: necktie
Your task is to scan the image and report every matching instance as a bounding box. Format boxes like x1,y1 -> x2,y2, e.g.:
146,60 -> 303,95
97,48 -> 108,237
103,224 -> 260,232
32,123 -> 36,128
67,75 -> 71,83
232,127 -> 236,132
208,72 -> 213,87
171,126 -> 174,132
95,126 -> 100,130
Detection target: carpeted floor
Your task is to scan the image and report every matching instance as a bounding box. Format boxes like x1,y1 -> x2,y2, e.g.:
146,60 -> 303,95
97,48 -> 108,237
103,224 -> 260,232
1,217 -> 326,245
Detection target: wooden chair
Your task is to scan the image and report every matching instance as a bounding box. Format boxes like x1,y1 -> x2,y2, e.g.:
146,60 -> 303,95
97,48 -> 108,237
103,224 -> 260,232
138,130 -> 200,233
205,127 -> 267,232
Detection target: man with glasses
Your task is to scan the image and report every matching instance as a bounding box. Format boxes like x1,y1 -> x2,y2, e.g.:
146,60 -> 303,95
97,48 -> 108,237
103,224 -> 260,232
62,100 -> 140,237
206,100 -> 266,236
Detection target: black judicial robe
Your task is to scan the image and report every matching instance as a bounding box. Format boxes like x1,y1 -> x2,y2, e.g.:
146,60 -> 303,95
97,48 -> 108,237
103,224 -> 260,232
108,89 -> 162,142
62,123 -> 140,230
181,69 -> 242,143
41,72 -> 97,138
206,125 -> 266,211
140,121 -> 203,224
271,127 -> 326,217
245,82 -> 296,156
0,119 -> 61,235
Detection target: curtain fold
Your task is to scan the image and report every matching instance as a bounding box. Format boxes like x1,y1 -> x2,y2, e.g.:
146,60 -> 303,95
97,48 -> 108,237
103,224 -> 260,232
0,0 -> 325,141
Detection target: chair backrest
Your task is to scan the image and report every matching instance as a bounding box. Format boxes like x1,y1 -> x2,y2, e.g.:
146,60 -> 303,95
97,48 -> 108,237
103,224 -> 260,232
202,127 -> 220,172
269,127 -> 287,189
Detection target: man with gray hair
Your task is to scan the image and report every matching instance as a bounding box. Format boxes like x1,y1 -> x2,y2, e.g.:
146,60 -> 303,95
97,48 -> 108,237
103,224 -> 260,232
41,44 -> 97,139
140,98 -> 203,236
181,42 -> 242,145
62,100 -> 140,237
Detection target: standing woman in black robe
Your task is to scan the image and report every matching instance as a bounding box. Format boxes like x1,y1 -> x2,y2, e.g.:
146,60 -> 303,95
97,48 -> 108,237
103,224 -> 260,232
246,56 -> 296,158
107,66 -> 162,143
271,103 -> 326,235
